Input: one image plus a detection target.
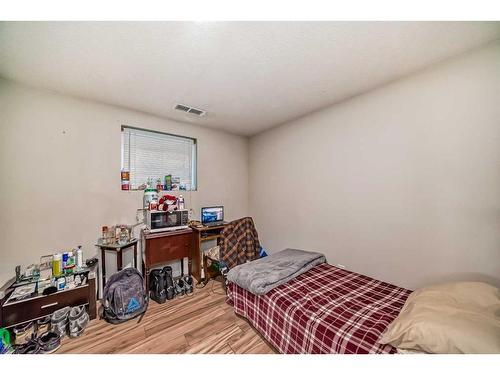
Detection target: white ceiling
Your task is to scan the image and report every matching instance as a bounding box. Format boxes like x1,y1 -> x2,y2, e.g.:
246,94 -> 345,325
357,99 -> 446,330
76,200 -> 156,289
1,22 -> 499,136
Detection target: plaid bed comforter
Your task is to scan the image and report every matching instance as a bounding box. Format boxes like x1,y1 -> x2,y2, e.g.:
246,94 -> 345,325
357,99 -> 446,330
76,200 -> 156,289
227,263 -> 411,354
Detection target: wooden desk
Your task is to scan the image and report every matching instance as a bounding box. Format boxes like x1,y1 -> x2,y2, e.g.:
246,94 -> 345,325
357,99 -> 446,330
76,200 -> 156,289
190,224 -> 227,283
141,228 -> 193,291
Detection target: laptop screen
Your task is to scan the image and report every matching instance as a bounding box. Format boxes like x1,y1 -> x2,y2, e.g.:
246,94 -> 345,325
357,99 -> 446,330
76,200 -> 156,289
201,206 -> 224,224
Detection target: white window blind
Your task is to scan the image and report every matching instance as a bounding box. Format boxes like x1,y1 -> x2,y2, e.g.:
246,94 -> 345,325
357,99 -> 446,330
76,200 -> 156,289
121,126 -> 197,190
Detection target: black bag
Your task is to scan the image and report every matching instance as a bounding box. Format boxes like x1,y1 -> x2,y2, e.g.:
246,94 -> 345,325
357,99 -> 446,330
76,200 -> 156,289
149,266 -> 175,303
163,266 -> 175,301
101,268 -> 148,324
149,269 -> 167,304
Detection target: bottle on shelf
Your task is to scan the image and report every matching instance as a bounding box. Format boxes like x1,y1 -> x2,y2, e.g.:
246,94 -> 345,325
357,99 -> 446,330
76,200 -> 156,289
178,195 -> 185,210
76,246 -> 83,269
143,178 -> 159,209
156,178 -> 163,192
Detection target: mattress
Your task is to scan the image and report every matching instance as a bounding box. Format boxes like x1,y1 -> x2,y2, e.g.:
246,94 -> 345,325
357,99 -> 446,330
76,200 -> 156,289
227,263 -> 411,354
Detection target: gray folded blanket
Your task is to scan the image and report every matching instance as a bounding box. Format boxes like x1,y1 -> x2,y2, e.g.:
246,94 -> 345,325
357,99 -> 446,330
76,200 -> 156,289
226,248 -> 326,295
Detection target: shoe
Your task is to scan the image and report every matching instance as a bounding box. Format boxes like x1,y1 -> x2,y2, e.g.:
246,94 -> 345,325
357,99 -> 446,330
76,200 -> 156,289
13,321 -> 35,345
37,331 -> 61,353
175,278 -> 185,298
13,339 -> 40,354
183,276 -> 194,296
36,316 -> 51,337
68,306 -> 89,338
50,306 -> 70,338
163,266 -> 175,301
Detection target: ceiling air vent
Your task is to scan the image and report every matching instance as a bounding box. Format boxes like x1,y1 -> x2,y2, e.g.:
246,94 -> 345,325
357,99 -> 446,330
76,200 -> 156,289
174,103 -> 206,117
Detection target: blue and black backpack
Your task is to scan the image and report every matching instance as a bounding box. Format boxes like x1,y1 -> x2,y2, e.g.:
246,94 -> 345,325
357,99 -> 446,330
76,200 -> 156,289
101,268 -> 148,324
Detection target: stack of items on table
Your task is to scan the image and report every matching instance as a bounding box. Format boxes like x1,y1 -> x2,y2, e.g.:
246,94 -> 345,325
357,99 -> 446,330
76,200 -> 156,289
11,247 -> 90,299
101,224 -> 133,246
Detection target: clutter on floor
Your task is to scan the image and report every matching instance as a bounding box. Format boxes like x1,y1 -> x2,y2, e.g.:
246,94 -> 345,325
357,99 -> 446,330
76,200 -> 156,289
1,305 -> 90,354
0,247 -> 98,354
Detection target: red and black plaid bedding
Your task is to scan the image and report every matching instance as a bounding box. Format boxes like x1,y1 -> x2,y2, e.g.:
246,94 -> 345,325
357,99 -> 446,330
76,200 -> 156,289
227,263 -> 411,354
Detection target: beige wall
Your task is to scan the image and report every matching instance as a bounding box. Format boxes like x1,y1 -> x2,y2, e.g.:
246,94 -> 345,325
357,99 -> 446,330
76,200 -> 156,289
249,42 -> 500,290
2,42 -> 499,291
0,79 -> 249,285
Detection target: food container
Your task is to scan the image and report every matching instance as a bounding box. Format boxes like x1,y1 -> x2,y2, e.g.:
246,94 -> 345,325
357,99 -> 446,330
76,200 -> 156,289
57,276 -> 66,291
143,189 -> 159,209
149,200 -> 158,210
121,171 -> 130,190
52,253 -> 62,277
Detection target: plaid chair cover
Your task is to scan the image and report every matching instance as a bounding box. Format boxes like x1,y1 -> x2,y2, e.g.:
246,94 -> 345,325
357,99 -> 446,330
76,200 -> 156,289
220,217 -> 260,268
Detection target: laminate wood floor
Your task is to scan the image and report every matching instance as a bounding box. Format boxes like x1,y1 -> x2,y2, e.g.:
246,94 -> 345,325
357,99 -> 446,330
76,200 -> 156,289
58,280 -> 277,354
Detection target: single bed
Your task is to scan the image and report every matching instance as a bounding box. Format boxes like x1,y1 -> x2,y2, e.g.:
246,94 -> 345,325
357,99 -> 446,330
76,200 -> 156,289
227,262 -> 412,354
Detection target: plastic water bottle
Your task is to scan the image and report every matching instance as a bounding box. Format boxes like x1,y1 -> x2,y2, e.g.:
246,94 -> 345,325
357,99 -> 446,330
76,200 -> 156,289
178,195 -> 185,210
76,246 -> 83,269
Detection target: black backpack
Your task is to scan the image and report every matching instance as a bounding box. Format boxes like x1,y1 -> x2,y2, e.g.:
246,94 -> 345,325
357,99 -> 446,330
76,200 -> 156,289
101,268 -> 148,324
149,266 -> 175,303
149,269 -> 166,304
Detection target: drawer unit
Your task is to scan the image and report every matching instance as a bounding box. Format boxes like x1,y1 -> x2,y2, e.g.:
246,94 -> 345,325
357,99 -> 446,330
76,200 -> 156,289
146,232 -> 191,267
2,285 -> 89,328
0,270 -> 97,328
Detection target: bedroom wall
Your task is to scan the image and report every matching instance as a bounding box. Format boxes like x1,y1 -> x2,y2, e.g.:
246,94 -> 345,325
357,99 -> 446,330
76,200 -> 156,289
0,79 -> 249,286
249,42 -> 500,290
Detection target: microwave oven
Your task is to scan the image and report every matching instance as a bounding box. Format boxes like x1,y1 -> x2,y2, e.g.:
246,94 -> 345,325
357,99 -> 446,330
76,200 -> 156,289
146,209 -> 189,233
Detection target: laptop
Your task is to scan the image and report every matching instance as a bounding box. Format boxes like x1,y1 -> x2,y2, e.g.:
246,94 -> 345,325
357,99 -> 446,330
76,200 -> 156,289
201,206 -> 227,227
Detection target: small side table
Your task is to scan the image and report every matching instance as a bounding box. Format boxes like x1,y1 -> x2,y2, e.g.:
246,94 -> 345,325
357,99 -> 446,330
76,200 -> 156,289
95,238 -> 138,290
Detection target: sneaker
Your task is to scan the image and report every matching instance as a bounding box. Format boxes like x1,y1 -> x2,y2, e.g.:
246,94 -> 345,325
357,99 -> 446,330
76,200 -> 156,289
13,321 -> 35,345
37,331 -> 61,354
175,278 -> 185,298
50,306 -> 70,338
36,316 -> 51,337
183,276 -> 194,296
13,339 -> 40,354
68,306 -> 89,338
163,266 -> 175,301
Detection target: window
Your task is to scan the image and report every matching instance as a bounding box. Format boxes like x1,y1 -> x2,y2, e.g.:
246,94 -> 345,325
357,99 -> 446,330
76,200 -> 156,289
121,126 -> 197,190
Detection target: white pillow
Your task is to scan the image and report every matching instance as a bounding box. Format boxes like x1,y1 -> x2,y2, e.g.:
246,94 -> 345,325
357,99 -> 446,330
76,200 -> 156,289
379,281 -> 500,354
